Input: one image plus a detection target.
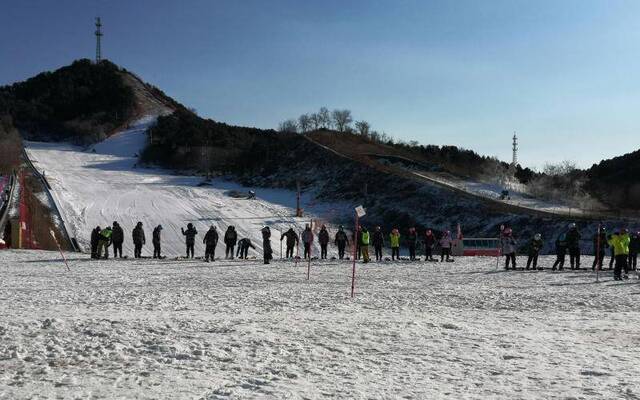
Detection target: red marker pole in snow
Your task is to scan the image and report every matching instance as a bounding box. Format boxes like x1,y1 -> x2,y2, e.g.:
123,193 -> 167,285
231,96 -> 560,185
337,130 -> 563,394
307,219 -> 313,280
595,223 -> 601,283
50,230 -> 70,272
351,206 -> 366,298
496,225 -> 504,270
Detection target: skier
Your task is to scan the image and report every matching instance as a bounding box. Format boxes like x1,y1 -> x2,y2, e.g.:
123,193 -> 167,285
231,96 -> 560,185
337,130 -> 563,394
181,223 -> 198,259
203,225 -> 219,262
334,226 -> 349,260
90,226 -> 101,259
439,230 -> 453,262
152,225 -> 163,259
501,227 -> 517,270
301,225 -> 314,259
591,226 -> 608,271
132,222 -> 146,259
526,233 -> 543,270
97,226 -> 112,259
111,221 -> 124,258
608,229 -> 630,280
318,225 -> 330,259
407,227 -> 418,261
360,226 -> 370,263
372,226 -> 384,261
566,223 -> 582,270
551,233 -> 567,271
281,228 -> 299,259
424,229 -> 436,262
629,231 -> 640,271
236,238 -> 256,259
262,226 -> 273,264
224,226 -> 238,259
389,228 -> 400,261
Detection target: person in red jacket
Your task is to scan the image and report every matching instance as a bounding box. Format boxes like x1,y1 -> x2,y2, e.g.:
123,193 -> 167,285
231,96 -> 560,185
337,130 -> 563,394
424,229 -> 436,261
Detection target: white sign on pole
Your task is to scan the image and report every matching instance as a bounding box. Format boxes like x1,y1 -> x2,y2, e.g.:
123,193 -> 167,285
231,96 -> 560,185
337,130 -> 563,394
355,205 -> 366,218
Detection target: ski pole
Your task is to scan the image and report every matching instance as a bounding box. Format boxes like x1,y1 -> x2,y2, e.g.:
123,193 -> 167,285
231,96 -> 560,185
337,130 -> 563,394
50,230 -> 70,272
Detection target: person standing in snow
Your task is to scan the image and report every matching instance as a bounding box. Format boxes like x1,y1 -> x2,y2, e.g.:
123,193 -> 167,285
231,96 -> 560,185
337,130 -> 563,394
566,223 -> 582,270
224,226 -> 238,259
262,226 -> 273,264
132,222 -> 146,259
334,226 -> 349,260
203,225 -> 219,262
97,226 -> 112,259
424,229 -> 436,262
111,221 -> 124,258
628,231 -> 640,271
439,230 -> 453,262
360,227 -> 370,263
591,226 -> 608,271
318,225 -> 330,259
90,226 -> 101,259
152,225 -> 163,259
281,228 -> 299,259
407,227 -> 418,261
526,233 -> 543,270
501,228 -> 517,270
301,225 -> 314,259
389,228 -> 400,261
181,223 -> 198,259
372,226 -> 385,261
551,233 -> 567,271
608,229 -> 631,280
236,238 -> 256,259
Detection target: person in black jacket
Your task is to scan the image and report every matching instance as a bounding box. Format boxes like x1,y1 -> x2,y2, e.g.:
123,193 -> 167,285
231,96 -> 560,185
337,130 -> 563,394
203,226 -> 219,262
372,226 -> 384,261
111,221 -> 124,258
262,226 -> 273,264
318,225 -> 330,259
566,223 -> 581,269
181,223 -> 198,259
132,222 -> 146,258
334,226 -> 349,260
407,227 -> 418,261
424,229 -> 436,261
591,226 -> 608,271
236,238 -> 256,259
224,226 -> 238,259
152,225 -> 163,259
90,226 -> 101,259
629,231 -> 640,271
281,228 -> 299,258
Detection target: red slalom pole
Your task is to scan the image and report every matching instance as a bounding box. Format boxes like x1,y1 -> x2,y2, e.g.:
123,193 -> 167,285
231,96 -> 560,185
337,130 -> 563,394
596,223 -> 601,283
351,213 -> 359,298
307,219 -> 313,280
50,230 -> 70,272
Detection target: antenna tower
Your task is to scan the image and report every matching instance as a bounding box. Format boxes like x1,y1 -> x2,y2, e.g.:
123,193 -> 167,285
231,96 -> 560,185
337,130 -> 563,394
95,17 -> 103,62
511,132 -> 518,166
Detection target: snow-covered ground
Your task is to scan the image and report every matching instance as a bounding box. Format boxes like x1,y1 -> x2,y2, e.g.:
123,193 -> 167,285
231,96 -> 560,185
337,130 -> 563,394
1,250 -> 639,399
24,117 -> 349,257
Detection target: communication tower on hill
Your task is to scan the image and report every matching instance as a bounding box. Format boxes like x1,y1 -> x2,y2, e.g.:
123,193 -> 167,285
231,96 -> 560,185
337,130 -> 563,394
511,132 -> 518,167
95,17 -> 103,63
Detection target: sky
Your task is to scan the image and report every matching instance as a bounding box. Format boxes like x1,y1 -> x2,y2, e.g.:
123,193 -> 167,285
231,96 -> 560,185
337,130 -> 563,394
1,0 -> 640,169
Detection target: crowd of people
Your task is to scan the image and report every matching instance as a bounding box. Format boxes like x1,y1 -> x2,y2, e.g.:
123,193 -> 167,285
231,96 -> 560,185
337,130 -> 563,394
89,221 -> 640,280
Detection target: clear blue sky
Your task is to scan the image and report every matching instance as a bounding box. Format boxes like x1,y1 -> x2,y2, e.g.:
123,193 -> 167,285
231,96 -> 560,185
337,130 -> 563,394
2,0 -> 639,169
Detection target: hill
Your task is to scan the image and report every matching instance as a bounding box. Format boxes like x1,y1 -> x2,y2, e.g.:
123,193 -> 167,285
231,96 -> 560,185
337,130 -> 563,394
586,150 -> 640,209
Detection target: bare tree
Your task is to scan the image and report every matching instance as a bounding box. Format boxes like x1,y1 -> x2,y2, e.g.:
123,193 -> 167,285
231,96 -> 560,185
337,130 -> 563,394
278,119 -> 298,133
332,109 -> 353,132
355,120 -> 370,137
310,113 -> 321,130
318,107 -> 332,129
298,114 -> 312,133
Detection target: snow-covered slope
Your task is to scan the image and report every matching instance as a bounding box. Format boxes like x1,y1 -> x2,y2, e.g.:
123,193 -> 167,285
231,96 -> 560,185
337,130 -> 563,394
24,117 -> 348,258
1,250 -> 638,399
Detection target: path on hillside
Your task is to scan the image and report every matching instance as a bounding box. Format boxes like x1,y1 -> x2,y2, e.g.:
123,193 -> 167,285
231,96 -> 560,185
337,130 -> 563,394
23,118 -> 348,257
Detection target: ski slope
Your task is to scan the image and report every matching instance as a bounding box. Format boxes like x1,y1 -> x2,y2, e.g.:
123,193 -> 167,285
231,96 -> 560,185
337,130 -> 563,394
24,117 -> 348,258
1,250 -> 639,399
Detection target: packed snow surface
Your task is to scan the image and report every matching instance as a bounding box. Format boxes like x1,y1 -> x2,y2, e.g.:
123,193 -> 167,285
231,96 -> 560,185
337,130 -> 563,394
24,117 -> 347,257
1,250 -> 639,399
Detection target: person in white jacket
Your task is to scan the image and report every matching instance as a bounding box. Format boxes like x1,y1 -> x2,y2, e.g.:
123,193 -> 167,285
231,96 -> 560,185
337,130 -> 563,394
439,230 -> 454,262
501,227 -> 518,270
